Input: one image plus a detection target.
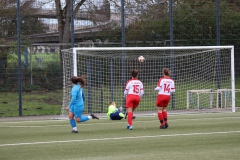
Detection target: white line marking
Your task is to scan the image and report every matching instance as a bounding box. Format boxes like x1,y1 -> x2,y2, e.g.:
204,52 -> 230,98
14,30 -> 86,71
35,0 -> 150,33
0,116 -> 240,128
1,120 -> 68,124
0,120 -> 238,128
1,116 -> 240,124
0,131 -> 240,147
1,125 -> 70,128
1,112 -> 239,123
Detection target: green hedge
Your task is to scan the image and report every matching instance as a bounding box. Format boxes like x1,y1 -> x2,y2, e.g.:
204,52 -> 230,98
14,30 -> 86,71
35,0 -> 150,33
0,61 -> 63,92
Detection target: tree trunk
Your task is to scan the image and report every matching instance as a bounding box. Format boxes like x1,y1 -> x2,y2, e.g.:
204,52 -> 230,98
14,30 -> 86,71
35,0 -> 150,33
55,0 -> 63,44
55,0 -> 71,50
62,0 -> 71,50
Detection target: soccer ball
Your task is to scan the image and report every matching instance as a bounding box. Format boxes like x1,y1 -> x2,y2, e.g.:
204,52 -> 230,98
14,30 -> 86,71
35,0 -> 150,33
138,56 -> 145,62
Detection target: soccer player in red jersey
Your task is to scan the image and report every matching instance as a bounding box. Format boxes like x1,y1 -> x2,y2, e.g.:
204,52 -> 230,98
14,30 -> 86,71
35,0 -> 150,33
123,69 -> 144,130
155,68 -> 175,129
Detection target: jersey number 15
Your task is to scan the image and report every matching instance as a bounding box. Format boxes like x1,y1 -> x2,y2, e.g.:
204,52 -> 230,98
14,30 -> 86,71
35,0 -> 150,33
133,85 -> 140,93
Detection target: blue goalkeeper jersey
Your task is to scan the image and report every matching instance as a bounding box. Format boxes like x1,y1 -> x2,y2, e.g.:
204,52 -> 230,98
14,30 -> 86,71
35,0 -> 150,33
69,84 -> 85,110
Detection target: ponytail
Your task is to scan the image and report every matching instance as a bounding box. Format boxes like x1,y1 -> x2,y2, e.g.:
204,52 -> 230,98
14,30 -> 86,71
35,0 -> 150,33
78,77 -> 86,87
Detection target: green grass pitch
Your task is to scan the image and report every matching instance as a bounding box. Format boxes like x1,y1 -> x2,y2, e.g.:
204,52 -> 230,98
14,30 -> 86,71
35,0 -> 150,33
0,112 -> 240,160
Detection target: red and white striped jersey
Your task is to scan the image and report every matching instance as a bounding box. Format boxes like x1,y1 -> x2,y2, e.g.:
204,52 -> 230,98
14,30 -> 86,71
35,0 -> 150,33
124,78 -> 144,98
155,76 -> 175,95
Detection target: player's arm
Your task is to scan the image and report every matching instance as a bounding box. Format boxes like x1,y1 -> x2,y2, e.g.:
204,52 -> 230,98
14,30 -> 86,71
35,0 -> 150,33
170,81 -> 175,93
155,78 -> 162,91
123,89 -> 128,98
82,88 -> 85,102
123,82 -> 130,98
139,83 -> 144,98
139,89 -> 144,98
69,89 -> 77,107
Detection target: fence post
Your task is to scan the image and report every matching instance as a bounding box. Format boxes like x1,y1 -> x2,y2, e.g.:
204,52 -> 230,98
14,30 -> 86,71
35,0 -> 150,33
17,0 -> 22,116
216,0 -> 221,108
169,0 -> 175,109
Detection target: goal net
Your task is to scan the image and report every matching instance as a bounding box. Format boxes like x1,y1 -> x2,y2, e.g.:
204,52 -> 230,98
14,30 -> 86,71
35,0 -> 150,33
61,46 -> 235,116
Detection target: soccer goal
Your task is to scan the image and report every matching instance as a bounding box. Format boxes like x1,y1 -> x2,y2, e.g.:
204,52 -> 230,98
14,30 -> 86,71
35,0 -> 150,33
187,89 -> 239,111
61,46 -> 235,116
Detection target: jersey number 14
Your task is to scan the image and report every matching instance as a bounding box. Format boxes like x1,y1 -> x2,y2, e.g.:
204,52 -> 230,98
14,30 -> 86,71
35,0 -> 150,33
164,84 -> 170,93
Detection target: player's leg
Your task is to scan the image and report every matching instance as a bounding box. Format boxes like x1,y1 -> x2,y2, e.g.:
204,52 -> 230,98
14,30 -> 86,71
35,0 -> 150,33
162,107 -> 168,128
75,110 -> 88,123
74,107 -> 83,123
162,96 -> 170,128
80,115 -> 92,122
117,106 -> 128,119
69,111 -> 78,133
75,110 -> 99,123
157,107 -> 165,129
110,111 -> 124,120
126,107 -> 133,129
131,108 -> 136,120
126,95 -> 140,130
125,95 -> 132,129
124,112 -> 136,119
124,113 -> 136,119
156,95 -> 165,129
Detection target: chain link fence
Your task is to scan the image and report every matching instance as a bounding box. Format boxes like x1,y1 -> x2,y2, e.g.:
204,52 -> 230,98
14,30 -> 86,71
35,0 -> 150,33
0,0 -> 239,117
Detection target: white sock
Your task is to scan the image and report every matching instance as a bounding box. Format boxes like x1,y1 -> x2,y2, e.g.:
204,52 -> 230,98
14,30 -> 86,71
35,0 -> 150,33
73,127 -> 77,131
88,116 -> 92,120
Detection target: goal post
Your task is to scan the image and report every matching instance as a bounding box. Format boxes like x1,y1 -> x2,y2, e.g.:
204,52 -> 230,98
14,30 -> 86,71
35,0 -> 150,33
61,46 -> 235,115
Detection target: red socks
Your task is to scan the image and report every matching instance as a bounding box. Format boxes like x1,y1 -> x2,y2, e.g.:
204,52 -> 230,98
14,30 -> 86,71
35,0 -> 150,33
158,112 -> 165,126
163,111 -> 168,124
127,112 -> 133,126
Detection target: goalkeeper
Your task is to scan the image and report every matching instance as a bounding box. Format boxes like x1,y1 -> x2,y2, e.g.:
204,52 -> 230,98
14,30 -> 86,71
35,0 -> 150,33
107,101 -> 136,120
107,101 -> 125,120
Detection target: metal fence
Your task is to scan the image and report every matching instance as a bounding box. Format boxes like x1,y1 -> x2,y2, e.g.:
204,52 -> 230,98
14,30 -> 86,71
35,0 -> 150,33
0,0 -> 239,117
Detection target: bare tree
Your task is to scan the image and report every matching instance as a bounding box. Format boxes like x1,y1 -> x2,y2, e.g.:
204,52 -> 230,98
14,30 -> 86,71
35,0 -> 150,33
54,0 -> 111,49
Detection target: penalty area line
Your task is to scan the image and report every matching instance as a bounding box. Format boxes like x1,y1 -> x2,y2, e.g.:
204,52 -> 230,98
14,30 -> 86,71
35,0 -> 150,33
0,130 -> 240,147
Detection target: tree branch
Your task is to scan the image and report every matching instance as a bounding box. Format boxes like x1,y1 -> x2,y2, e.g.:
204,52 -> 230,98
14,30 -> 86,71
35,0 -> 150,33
74,0 -> 87,16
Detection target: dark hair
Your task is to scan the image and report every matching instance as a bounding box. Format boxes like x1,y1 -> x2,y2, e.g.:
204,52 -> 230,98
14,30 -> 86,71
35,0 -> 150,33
131,69 -> 138,78
71,76 -> 86,87
162,68 -> 170,76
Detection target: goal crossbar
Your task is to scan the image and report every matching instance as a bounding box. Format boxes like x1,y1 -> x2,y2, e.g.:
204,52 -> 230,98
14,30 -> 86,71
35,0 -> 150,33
72,46 -> 234,51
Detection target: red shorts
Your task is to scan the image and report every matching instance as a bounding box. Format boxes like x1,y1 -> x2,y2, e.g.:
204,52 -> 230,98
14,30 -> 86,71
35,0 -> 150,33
156,94 -> 170,107
125,94 -> 140,109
